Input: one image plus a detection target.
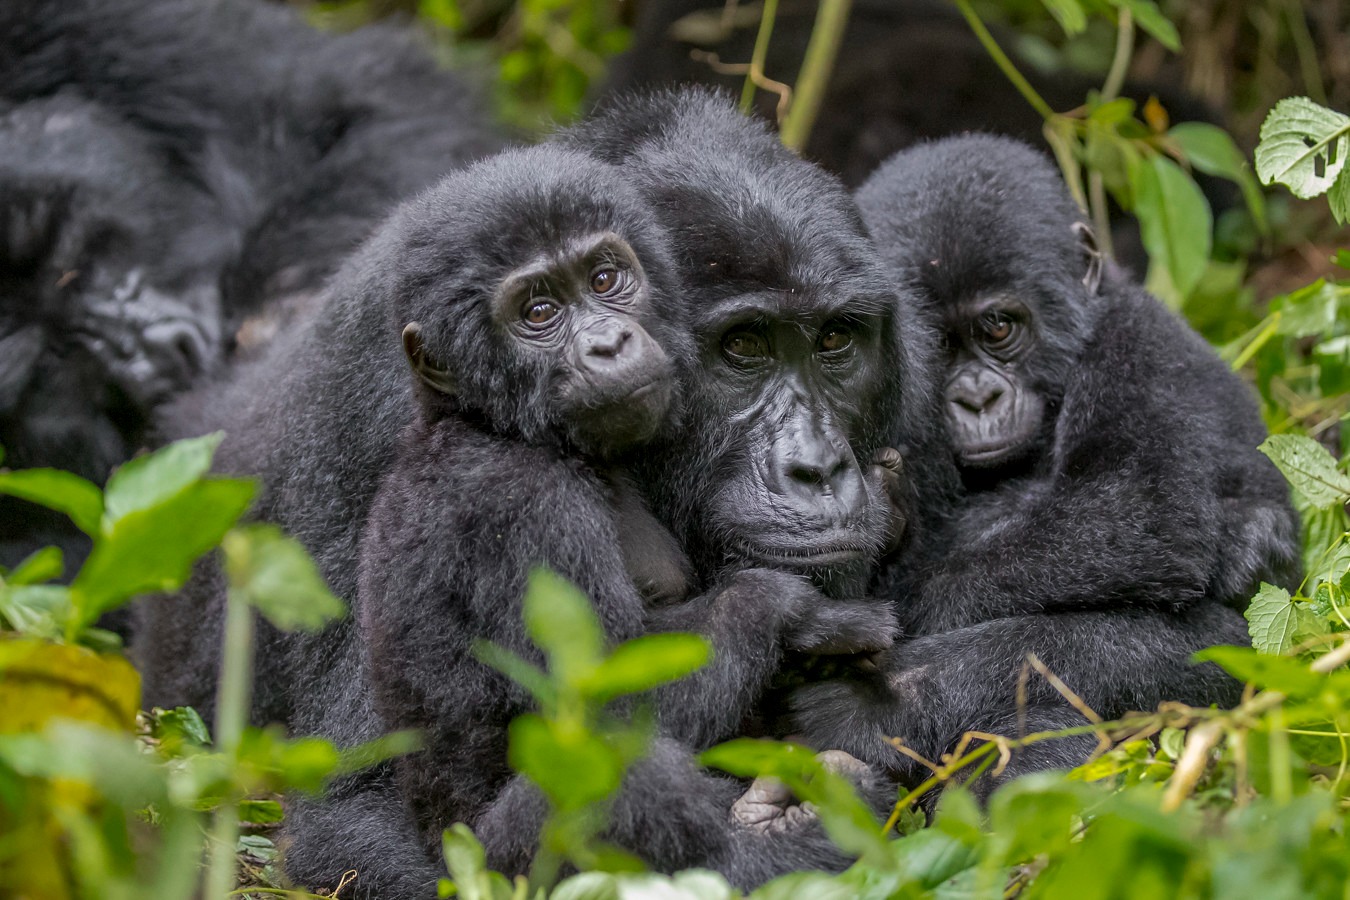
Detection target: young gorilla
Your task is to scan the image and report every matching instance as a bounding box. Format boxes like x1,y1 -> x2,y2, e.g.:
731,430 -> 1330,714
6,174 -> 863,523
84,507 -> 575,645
788,135 -> 1301,794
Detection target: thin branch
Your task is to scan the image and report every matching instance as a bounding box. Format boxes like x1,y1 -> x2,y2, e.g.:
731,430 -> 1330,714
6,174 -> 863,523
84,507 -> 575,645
779,0 -> 852,151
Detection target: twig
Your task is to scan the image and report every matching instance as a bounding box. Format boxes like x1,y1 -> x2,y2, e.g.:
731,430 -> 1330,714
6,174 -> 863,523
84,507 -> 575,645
779,0 -> 852,151
740,0 -> 779,112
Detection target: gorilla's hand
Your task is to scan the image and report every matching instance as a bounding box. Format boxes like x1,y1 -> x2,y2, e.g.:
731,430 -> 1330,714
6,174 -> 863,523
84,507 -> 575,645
731,750 -> 877,833
715,568 -> 896,656
868,447 -> 908,558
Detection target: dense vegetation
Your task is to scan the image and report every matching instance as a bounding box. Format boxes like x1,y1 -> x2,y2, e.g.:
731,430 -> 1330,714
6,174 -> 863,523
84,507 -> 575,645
1,0 -> 1348,897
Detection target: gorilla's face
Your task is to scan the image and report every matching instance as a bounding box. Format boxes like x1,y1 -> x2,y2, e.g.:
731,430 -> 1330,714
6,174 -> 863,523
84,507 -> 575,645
0,96 -> 233,481
940,294 -> 1047,470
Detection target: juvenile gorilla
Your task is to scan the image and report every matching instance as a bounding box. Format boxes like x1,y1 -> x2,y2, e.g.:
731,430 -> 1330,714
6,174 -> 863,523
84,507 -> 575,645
355,145 -> 891,891
789,135 -> 1300,793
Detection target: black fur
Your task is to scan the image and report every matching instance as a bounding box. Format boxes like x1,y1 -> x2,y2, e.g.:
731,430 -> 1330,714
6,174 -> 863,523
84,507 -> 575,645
0,0 -> 502,576
788,135 -> 1300,795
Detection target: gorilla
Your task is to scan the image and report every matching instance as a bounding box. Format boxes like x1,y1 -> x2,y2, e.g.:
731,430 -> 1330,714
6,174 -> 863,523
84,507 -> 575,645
353,144 -> 893,893
138,93 -> 909,894
0,0 -> 503,576
0,94 -> 232,570
786,135 -> 1300,796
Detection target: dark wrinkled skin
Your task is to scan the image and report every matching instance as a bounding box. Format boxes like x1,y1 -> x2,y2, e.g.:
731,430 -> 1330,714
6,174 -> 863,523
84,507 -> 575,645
787,135 -> 1301,799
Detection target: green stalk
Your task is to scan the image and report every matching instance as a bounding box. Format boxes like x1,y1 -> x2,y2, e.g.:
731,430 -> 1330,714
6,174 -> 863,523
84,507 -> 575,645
740,0 -> 780,113
952,0 -> 1054,121
204,587 -> 256,899
779,0 -> 853,151
1100,8 -> 1134,104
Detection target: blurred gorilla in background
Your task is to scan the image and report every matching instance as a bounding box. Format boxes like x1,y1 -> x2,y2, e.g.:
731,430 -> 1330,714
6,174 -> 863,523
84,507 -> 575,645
0,0 -> 503,576
786,135 -> 1299,797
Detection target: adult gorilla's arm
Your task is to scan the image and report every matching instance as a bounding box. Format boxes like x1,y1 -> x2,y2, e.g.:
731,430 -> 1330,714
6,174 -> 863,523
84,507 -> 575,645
789,603 -> 1249,795
902,288 -> 1298,636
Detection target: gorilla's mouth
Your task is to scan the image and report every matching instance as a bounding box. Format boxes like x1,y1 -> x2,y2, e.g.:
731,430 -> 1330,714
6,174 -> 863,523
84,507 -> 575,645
738,540 -> 868,568
958,440 -> 1024,467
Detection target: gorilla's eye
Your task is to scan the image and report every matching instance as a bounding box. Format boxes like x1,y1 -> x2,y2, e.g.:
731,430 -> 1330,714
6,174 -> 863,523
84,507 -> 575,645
979,312 -> 1015,346
524,299 -> 561,326
722,330 -> 769,361
818,324 -> 853,354
590,265 -> 624,296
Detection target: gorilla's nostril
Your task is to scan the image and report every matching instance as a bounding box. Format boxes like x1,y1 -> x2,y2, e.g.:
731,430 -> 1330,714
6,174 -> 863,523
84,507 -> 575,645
789,465 -> 825,487
143,320 -> 210,381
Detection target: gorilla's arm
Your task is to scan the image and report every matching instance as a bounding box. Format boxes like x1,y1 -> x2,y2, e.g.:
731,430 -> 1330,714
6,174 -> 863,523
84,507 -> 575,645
789,603 -> 1248,795
905,289 -> 1296,635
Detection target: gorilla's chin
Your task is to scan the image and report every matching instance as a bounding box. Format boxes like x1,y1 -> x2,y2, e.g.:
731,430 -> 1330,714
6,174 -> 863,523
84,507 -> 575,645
566,376 -> 675,458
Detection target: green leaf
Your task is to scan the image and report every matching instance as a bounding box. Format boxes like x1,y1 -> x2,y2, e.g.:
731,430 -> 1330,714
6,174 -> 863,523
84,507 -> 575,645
472,640 -> 555,708
583,633 -> 711,703
1037,0 -> 1087,36
102,432 -> 224,525
70,477 -> 256,631
1109,0 -> 1180,51
1329,166 -> 1350,224
509,714 -> 625,812
5,546 -> 64,586
1133,153 -> 1213,303
1244,583 -> 1328,655
0,468 -> 103,535
238,799 -> 284,824
0,584 -> 72,639
1196,646 -> 1324,697
1255,97 -> 1350,200
522,568 -> 604,686
1258,434 -> 1350,508
1271,280 -> 1343,338
1169,122 -> 1268,233
441,824 -> 516,900
221,523 -> 345,633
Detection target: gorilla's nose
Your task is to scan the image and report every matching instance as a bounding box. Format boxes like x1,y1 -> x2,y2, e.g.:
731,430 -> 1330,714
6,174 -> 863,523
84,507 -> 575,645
582,320 -> 633,362
773,414 -> 866,522
950,373 -> 1004,414
141,318 -> 211,386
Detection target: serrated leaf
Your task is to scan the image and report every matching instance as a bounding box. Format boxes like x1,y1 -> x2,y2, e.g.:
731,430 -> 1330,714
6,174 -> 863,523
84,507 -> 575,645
1243,583 -> 1327,655
1258,434 -> 1350,508
1133,154 -> 1213,303
221,523 -> 345,633
1255,97 -> 1350,199
1109,0 -> 1180,51
1169,121 -> 1268,232
0,468 -> 103,535
102,432 -> 224,525
71,477 -> 256,631
583,633 -> 711,703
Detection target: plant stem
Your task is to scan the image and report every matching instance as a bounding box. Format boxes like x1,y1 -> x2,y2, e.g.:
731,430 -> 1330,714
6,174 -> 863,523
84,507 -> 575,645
952,0 -> 1054,121
204,587 -> 255,899
740,0 -> 779,113
1100,8 -> 1134,103
779,0 -> 852,151
1088,169 -> 1115,258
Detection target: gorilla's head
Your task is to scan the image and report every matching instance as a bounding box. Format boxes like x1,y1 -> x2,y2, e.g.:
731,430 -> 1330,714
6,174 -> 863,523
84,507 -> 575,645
0,94 -> 235,482
857,133 -> 1104,477
379,145 -> 691,461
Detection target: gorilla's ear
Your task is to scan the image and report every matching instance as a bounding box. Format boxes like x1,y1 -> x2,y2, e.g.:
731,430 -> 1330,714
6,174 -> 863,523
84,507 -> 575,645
402,322 -> 457,396
1072,221 -> 1104,296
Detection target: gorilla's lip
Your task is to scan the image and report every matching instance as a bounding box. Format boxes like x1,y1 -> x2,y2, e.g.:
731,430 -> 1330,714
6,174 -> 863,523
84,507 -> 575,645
958,440 -> 1023,467
739,541 -> 867,568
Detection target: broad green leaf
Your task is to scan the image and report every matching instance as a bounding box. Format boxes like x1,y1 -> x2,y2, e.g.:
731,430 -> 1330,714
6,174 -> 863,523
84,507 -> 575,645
235,727 -> 342,795
441,824 -> 515,900
0,639 -> 141,732
1255,97 -> 1350,200
102,432 -> 224,525
1258,434 -> 1350,508
148,706 -> 212,750
1244,582 -> 1327,654
334,729 -> 423,777
1108,0 -> 1180,51
0,468 -> 103,536
1271,280 -> 1343,338
522,568 -> 604,685
886,827 -> 983,888
509,713 -> 625,811
5,546 -> 63,586
987,773 -> 1087,864
1196,646 -> 1324,697
238,799 -> 284,824
1169,121 -> 1268,232
1329,166 -> 1350,224
222,523 -> 345,633
70,477 -> 256,631
1133,154 -> 1212,304
1333,249 -> 1350,269
583,633 -> 711,703
1037,0 -> 1087,36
